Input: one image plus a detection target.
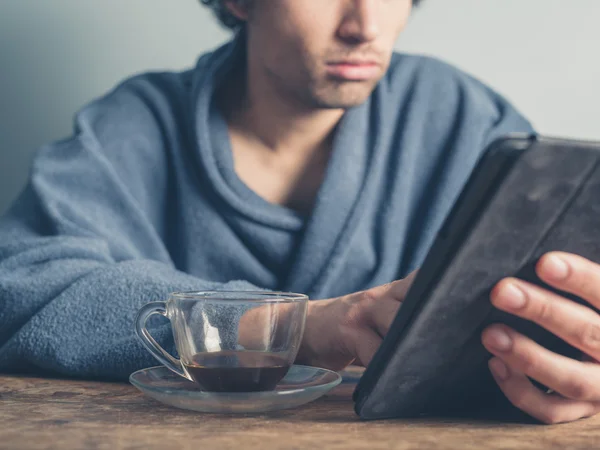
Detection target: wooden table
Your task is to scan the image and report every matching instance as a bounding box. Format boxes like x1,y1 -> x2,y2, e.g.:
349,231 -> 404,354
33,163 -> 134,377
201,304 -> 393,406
1,374 -> 600,450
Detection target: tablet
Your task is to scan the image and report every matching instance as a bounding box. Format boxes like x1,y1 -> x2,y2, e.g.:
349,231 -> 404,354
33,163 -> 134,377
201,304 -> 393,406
353,134 -> 600,420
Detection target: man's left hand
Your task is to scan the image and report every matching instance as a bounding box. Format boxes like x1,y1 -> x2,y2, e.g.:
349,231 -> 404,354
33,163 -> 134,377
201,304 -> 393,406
482,251 -> 600,424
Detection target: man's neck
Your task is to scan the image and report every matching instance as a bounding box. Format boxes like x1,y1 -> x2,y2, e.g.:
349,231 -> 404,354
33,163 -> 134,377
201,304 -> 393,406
224,67 -> 343,158
216,60 -> 345,215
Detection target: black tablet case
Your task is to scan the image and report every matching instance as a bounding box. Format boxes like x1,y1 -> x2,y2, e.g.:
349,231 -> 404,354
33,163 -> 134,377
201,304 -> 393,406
354,135 -> 600,420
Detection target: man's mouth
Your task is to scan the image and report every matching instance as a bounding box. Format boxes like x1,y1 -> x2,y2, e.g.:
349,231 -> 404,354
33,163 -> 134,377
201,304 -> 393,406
325,60 -> 381,81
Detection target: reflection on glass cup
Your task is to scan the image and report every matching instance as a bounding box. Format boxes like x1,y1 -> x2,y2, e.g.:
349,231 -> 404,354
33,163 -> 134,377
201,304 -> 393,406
135,291 -> 308,392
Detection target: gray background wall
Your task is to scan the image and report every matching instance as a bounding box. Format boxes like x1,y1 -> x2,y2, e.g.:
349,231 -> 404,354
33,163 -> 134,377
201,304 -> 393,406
1,0 -> 599,214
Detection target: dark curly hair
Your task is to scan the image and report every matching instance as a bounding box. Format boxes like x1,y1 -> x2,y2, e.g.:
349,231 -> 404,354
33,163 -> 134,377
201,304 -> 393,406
201,0 -> 423,30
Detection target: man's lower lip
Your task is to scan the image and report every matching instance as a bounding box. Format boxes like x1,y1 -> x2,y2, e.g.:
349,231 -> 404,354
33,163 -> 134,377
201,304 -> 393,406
326,64 -> 380,80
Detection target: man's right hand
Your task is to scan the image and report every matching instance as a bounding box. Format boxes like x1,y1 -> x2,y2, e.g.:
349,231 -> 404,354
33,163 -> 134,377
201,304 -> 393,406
296,271 -> 418,371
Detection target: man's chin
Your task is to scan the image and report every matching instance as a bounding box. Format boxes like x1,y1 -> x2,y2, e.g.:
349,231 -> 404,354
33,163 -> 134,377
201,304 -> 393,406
312,93 -> 373,110
311,84 -> 377,109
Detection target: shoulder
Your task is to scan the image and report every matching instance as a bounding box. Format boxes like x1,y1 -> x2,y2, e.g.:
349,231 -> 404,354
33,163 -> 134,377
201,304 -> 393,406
29,69 -> 197,215
64,68 -> 196,182
74,69 -> 194,147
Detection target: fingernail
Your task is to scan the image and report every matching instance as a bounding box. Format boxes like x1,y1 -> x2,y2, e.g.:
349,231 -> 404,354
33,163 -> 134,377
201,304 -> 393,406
497,282 -> 526,310
486,328 -> 512,351
544,254 -> 569,281
489,358 -> 509,381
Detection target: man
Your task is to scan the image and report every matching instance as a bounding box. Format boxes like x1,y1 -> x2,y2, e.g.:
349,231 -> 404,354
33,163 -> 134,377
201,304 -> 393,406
1,0 -> 599,424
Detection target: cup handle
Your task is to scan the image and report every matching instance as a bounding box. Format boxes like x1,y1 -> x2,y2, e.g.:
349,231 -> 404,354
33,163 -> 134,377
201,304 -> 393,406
135,301 -> 192,381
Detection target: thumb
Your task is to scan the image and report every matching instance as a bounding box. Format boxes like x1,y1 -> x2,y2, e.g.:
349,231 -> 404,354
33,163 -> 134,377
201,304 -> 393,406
369,269 -> 419,302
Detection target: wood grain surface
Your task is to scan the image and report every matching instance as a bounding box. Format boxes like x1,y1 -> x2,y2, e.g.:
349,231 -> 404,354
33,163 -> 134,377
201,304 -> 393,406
1,373 -> 599,450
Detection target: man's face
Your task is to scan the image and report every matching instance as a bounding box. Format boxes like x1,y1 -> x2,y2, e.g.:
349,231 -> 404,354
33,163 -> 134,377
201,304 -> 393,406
241,0 -> 413,109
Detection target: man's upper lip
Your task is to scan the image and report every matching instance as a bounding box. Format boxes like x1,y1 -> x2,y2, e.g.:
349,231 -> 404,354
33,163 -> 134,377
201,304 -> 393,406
327,59 -> 380,66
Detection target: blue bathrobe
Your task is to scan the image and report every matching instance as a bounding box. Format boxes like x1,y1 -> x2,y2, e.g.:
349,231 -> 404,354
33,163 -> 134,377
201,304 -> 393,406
0,34 -> 533,380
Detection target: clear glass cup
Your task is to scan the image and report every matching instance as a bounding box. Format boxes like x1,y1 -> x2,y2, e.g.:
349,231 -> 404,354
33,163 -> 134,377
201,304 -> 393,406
135,291 -> 309,392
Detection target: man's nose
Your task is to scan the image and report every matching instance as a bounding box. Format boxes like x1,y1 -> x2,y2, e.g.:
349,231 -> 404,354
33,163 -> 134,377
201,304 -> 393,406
338,0 -> 380,44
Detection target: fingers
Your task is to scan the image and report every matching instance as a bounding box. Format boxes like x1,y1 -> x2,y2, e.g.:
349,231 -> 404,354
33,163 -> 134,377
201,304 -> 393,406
536,252 -> 600,310
360,271 -> 419,337
491,277 -> 600,360
483,324 -> 600,402
300,272 -> 418,372
488,357 -> 600,424
488,253 -> 600,423
351,327 -> 383,367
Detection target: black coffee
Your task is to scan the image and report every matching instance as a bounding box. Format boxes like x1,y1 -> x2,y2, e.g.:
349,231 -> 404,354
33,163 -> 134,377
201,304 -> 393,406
184,351 -> 290,392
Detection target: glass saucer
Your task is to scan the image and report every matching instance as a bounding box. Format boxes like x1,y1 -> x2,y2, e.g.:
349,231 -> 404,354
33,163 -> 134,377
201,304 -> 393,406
129,364 -> 342,414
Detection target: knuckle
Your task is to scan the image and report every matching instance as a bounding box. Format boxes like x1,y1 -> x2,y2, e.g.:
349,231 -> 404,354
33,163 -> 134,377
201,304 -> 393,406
535,299 -> 555,324
538,409 -> 563,425
345,291 -> 377,325
344,303 -> 363,327
578,323 -> 600,352
564,379 -> 592,401
358,290 -> 378,308
380,282 -> 393,291
511,392 -> 531,412
577,274 -> 595,294
517,349 -> 540,376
